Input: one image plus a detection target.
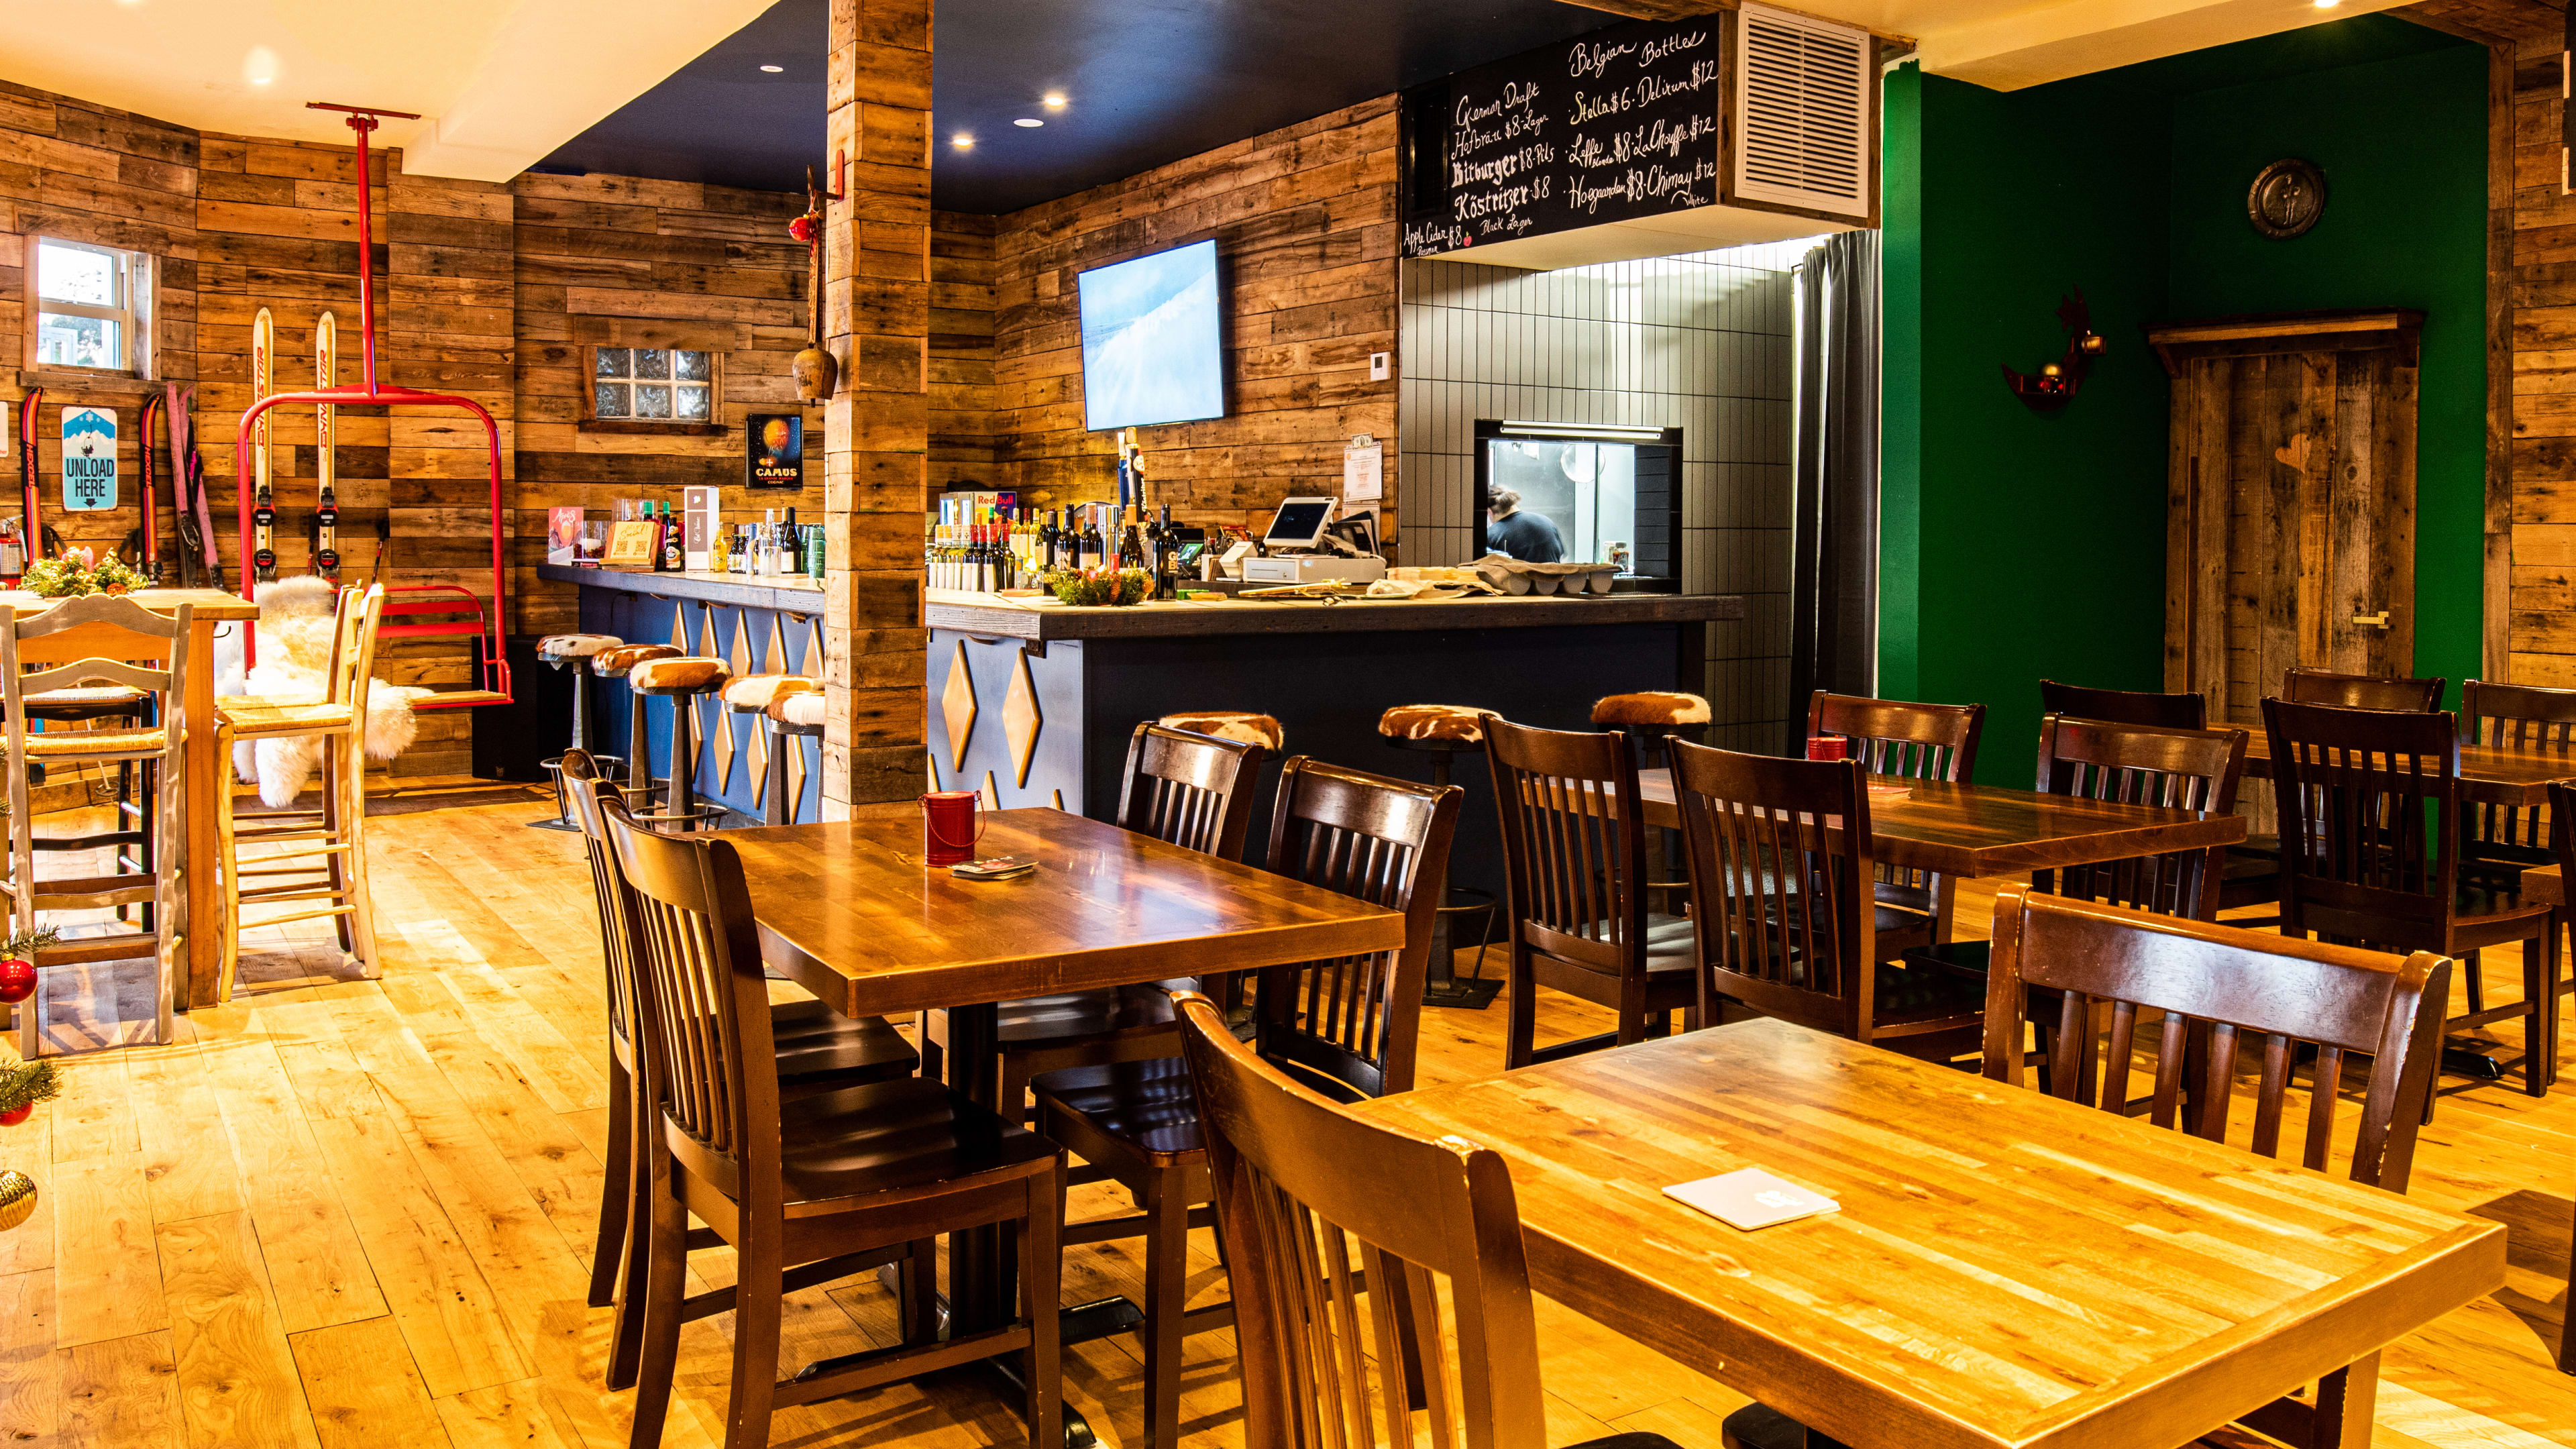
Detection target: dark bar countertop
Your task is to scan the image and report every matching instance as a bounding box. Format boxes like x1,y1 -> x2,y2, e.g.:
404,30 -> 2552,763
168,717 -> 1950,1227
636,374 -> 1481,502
923,587 -> 1746,641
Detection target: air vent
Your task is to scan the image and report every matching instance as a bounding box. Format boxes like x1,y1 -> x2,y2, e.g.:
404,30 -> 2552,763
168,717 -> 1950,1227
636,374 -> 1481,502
1733,4 -> 1872,219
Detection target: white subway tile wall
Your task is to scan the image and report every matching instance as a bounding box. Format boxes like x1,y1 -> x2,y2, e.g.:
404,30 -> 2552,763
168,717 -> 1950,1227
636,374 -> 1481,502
1397,240 -> 1811,749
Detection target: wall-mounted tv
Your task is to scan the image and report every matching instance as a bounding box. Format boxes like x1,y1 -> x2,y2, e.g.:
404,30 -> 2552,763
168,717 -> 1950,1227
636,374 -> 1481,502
1076,238 -> 1224,433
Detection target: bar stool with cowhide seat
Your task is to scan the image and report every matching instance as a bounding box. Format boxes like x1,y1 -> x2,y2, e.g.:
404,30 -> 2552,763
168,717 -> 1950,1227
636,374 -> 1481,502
1155,710 -> 1283,753
531,631 -> 623,832
720,673 -> 818,826
629,653 -> 731,830
1381,704 -> 1502,1007
765,689 -> 828,825
590,643 -> 678,810
1590,690 -> 1711,769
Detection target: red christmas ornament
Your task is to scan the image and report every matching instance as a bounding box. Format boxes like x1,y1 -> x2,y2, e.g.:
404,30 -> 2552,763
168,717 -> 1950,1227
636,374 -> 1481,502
0,959 -> 34,1006
0,1106 -> 28,1128
788,212 -> 819,244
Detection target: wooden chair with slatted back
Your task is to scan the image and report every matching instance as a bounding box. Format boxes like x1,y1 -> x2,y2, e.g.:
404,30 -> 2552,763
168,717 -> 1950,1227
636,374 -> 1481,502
558,750 -> 917,1393
2553,779 -> 2576,1375
1805,691 -> 1984,943
2284,667 -> 2445,711
1982,888 -> 2449,1449
607,804 -> 1064,1449
918,721 -> 1265,1121
1031,758 -> 1462,1449
1484,715 -> 1697,1070
1,593 -> 190,1053
2460,679 -> 2576,888
2265,697 -> 2556,1100
2037,678 -> 2207,729
1669,740 -> 1978,1059
1171,990 -> 1684,1449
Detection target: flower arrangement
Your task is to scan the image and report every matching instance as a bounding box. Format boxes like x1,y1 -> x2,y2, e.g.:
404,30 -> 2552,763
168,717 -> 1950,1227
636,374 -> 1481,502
1046,568 -> 1151,607
22,551 -> 144,599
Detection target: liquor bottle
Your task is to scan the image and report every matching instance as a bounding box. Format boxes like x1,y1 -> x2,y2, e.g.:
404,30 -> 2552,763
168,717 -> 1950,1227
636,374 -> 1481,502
1118,515 -> 1144,572
1114,431 -> 1133,515
1038,510 -> 1060,572
660,500 -> 685,572
710,523 -> 731,575
1083,511 -> 1106,571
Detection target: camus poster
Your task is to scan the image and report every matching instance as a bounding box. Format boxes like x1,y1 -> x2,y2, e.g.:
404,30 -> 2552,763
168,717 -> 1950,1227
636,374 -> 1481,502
747,414 -> 803,490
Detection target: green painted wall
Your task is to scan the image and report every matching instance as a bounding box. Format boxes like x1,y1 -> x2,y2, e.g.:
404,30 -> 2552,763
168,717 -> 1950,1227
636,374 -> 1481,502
1878,17 -> 2485,782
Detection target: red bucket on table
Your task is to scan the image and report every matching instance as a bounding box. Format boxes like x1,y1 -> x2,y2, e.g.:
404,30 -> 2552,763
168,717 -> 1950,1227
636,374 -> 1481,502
922,790 -> 985,866
1805,733 -> 1849,762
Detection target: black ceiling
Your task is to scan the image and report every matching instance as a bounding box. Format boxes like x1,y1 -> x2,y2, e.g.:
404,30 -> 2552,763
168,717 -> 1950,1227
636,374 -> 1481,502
535,0 -> 1621,215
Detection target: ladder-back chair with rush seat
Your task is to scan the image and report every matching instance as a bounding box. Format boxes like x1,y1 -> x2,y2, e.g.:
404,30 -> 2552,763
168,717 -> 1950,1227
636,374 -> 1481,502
920,721 -> 1265,1118
557,751 -> 917,1391
1030,759 -> 1462,1449
1805,691 -> 1984,942
214,583 -> 386,999
606,802 -> 1063,1449
1484,716 -> 1697,1069
1670,741 -> 1979,1059
2264,697 -> 2555,1099
1,594 -> 191,1053
1985,890 -> 2449,1449
1172,991 -> 1683,1449
2037,678 -> 2208,729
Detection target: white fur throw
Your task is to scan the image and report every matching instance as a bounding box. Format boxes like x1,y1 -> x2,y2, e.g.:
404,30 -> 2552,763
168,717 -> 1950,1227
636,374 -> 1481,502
220,576 -> 428,807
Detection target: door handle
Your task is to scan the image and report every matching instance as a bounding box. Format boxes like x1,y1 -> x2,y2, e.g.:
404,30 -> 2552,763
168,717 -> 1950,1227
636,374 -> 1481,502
2352,610 -> 2390,629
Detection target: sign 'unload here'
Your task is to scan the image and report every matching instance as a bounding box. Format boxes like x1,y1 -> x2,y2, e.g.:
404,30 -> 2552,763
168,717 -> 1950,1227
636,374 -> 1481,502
60,407 -> 117,511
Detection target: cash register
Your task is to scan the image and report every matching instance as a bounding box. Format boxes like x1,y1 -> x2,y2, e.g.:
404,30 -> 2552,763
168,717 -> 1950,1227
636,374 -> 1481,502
1237,496 -> 1388,585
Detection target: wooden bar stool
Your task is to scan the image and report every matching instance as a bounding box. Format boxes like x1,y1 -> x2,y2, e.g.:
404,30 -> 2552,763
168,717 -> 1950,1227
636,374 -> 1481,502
590,643 -> 678,809
763,688 -> 827,826
0,596 -> 193,1053
720,673 -> 817,826
1381,704 -> 1500,1008
628,654 -> 730,829
216,584 -> 387,1000
532,631 -> 623,832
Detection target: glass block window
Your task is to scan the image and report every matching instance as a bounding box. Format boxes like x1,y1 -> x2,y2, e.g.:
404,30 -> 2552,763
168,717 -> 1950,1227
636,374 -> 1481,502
591,345 -> 714,423
31,237 -> 150,374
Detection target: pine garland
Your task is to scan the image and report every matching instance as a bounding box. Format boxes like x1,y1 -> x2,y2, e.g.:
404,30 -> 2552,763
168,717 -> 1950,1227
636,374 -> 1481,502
0,1061 -> 58,1116
0,928 -> 57,963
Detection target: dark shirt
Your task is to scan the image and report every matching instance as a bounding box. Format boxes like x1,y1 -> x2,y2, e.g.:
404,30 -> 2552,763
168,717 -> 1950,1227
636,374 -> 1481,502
1486,509 -> 1565,563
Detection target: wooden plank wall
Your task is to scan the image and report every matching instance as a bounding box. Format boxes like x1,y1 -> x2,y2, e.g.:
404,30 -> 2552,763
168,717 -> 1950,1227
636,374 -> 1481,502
511,172 -> 826,637
820,0 -> 936,812
0,80 -> 199,563
931,211 -> 1000,492
989,96 -> 1401,537
2402,0 -> 2576,684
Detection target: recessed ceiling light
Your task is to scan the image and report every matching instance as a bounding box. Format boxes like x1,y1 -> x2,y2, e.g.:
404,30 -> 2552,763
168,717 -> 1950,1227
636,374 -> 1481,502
2312,0 -> 2338,7
1042,93 -> 1067,108
1014,117 -> 1043,128
952,133 -> 974,149
760,64 -> 784,72
242,45 -> 280,86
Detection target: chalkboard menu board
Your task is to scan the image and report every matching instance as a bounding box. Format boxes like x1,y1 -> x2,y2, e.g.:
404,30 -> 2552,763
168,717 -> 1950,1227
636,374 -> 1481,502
1401,13 -> 1726,258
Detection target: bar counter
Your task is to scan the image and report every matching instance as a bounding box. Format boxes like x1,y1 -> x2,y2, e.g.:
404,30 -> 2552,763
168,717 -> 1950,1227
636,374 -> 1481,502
925,587 -> 1742,641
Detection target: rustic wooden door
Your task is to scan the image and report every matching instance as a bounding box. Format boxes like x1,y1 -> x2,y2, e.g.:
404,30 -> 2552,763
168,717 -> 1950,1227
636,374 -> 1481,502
2157,311 -> 2422,734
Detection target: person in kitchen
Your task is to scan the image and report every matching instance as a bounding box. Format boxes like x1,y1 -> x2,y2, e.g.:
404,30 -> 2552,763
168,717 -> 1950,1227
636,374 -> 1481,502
1485,487 -> 1565,563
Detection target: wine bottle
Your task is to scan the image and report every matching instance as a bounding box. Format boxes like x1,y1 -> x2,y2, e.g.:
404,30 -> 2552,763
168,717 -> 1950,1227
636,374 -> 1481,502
1085,511 -> 1106,571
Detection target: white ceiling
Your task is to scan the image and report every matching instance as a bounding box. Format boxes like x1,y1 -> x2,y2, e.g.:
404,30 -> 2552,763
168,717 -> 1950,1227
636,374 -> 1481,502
0,0 -> 773,179
1775,0 -> 2418,90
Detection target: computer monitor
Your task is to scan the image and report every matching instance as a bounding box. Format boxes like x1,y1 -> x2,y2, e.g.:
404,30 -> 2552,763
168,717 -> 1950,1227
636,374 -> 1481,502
1261,496 -> 1336,551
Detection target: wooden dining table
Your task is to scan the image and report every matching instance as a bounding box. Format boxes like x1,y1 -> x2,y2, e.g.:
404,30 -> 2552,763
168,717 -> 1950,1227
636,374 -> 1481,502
5,588 -> 258,1010
1359,1019 -> 2506,1449
1635,768 -> 2247,878
725,804 -> 1403,1445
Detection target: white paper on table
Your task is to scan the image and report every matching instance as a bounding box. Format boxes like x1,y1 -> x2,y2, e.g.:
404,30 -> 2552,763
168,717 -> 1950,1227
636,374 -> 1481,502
1663,1168 -> 1839,1230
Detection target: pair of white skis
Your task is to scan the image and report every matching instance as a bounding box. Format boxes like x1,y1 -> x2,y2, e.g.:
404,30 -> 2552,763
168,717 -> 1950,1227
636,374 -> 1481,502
248,307 -> 340,583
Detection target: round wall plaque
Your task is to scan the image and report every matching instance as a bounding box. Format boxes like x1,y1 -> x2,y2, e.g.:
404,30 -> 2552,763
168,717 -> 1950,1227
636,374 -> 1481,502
2248,158 -> 2327,239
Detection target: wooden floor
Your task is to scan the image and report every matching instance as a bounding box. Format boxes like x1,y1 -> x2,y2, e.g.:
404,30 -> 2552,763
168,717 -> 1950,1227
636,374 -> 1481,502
2,788 -> 2571,1448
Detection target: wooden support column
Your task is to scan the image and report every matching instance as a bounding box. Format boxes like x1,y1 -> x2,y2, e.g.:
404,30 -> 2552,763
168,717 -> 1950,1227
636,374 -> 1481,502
822,0 -> 932,816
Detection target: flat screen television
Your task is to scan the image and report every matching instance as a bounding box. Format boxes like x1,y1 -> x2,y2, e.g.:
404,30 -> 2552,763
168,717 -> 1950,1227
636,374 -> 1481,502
1076,239 -> 1224,432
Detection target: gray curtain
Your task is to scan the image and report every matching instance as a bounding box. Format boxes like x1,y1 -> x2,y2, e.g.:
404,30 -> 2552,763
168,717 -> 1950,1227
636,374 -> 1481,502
1786,229 -> 1882,745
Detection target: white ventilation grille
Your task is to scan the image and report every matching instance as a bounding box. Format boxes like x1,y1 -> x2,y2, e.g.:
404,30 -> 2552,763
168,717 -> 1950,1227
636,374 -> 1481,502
1733,4 -> 1872,219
